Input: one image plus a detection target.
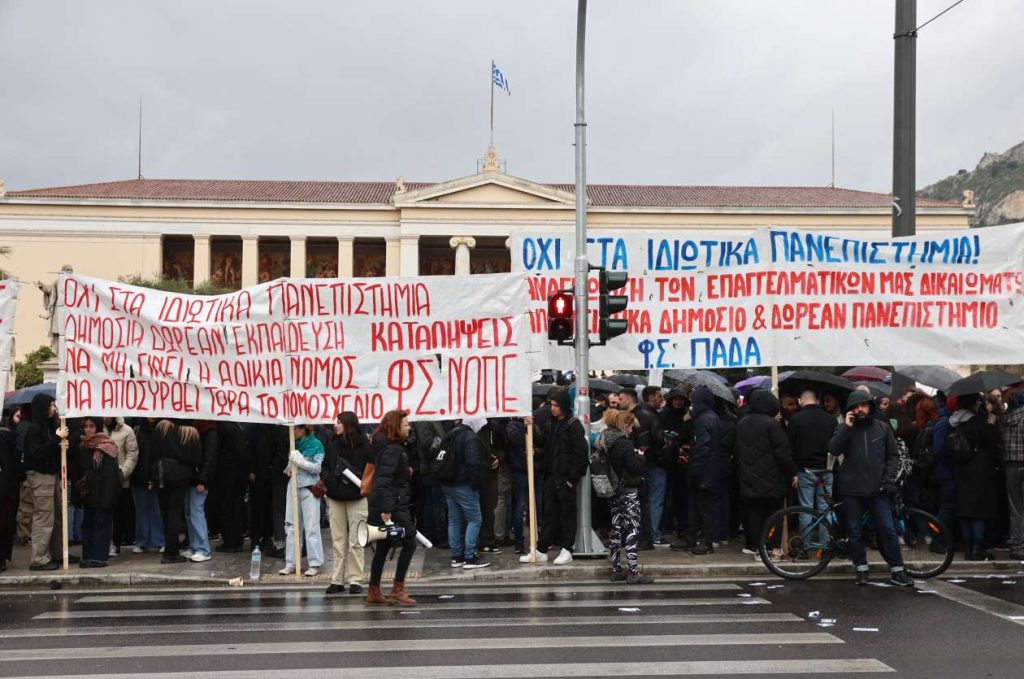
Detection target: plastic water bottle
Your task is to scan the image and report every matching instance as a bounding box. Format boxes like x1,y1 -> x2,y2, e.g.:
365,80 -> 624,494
249,546 -> 261,582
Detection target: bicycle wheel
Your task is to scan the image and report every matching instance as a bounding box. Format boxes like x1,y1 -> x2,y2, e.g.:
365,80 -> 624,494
896,507 -> 955,579
759,506 -> 835,580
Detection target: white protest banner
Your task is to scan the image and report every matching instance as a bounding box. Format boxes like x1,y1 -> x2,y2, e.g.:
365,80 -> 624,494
0,280 -> 19,412
512,223 -> 1024,370
57,272 -> 532,423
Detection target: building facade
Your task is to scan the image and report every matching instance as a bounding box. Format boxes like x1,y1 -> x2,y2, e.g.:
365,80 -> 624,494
0,156 -> 972,358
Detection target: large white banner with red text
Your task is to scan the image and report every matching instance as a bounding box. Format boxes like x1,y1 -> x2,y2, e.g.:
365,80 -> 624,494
0,280 -> 19,412
512,223 -> 1024,370
56,273 -> 532,423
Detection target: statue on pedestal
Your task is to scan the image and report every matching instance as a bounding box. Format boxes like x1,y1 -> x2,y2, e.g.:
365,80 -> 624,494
35,265 -> 73,354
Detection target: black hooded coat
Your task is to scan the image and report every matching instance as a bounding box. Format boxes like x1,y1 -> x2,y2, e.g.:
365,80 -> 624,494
688,386 -> 721,489
736,390 -> 797,499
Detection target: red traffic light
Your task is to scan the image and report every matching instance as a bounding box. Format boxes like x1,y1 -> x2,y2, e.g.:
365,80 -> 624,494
547,291 -> 574,342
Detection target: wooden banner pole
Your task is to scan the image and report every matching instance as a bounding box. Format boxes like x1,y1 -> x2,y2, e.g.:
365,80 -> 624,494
526,422 -> 538,564
59,417 -> 69,570
289,426 -> 302,581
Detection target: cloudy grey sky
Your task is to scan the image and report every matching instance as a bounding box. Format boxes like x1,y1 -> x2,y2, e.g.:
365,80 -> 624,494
1,0 -> 1021,193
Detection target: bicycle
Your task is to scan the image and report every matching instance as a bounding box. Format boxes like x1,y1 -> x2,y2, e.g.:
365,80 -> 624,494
758,468 -> 955,580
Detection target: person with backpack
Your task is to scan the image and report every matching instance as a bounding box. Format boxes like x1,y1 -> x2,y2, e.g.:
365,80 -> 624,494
735,389 -> 798,558
436,417 -> 490,570
150,420 -> 202,564
520,386 -> 589,566
596,409 -> 652,584
948,394 -> 1001,561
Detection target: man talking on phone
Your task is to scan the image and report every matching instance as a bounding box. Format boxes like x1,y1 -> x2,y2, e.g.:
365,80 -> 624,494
828,391 -> 914,587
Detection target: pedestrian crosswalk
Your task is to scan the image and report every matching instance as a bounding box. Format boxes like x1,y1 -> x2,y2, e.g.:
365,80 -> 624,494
0,580 -> 896,677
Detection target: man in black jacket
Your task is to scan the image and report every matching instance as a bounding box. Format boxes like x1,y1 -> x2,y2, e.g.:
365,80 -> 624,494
520,387 -> 588,566
687,386 -> 720,555
829,390 -> 912,587
249,424 -> 290,557
439,418 -> 489,570
787,390 -> 839,544
215,422 -> 251,553
22,394 -> 69,570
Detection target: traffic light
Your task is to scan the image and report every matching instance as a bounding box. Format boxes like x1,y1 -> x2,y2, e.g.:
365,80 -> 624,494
547,290 -> 574,344
598,269 -> 629,343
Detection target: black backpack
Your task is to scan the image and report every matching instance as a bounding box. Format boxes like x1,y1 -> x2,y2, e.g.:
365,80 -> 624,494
911,421 -> 936,470
590,429 -> 621,499
946,424 -> 976,464
429,426 -> 466,483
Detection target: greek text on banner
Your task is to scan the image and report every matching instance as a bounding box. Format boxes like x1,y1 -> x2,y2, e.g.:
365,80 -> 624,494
512,223 -> 1024,370
56,273 -> 533,423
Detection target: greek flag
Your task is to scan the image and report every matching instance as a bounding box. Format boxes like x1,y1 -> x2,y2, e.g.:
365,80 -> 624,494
492,62 -> 511,95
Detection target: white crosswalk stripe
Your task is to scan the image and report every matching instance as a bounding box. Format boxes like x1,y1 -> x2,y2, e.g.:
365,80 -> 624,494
0,580 -> 896,677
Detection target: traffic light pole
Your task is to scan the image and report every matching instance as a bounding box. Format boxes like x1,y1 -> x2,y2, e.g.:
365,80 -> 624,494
572,0 -> 604,557
892,0 -> 916,237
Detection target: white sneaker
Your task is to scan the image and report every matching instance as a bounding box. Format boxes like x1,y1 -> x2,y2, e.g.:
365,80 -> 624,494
109,543 -> 119,557
131,546 -> 145,554
553,548 -> 573,566
190,553 -> 212,563
181,549 -> 194,559
303,567 -> 321,577
278,566 -> 295,575
158,546 -> 165,554
518,550 -> 547,563
741,548 -> 756,556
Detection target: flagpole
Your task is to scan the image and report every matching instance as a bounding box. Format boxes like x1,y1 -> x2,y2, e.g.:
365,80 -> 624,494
489,59 -> 495,147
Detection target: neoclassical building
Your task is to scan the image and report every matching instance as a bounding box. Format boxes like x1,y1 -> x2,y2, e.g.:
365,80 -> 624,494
0,151 -> 972,357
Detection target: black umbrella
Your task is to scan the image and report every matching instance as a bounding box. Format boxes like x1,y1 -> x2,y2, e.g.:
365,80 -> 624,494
588,378 -> 623,395
778,370 -> 856,399
946,371 -> 1022,397
664,369 -> 734,402
892,365 -> 963,393
607,374 -> 646,388
854,381 -> 889,399
4,382 -> 56,407
532,383 -> 554,398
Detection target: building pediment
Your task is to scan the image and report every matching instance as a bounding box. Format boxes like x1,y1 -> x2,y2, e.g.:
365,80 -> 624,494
394,172 -> 577,208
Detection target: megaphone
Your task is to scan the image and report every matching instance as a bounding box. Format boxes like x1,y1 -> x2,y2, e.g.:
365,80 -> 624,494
356,520 -> 407,547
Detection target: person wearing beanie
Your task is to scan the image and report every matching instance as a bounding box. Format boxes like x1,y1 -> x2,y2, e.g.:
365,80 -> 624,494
520,386 -> 588,566
828,391 -> 913,587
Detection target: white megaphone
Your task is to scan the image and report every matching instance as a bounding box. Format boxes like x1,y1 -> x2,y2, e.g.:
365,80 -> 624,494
356,520 -> 406,547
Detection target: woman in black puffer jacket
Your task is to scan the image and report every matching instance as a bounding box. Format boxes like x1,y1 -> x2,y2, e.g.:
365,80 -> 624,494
322,411 -> 370,595
736,389 -> 798,554
150,420 -> 201,564
365,409 -> 417,607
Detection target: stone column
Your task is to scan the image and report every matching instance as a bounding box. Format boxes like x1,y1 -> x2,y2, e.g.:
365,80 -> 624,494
385,237 -> 401,277
449,236 -> 477,275
241,235 -> 259,287
289,235 -> 307,278
337,236 -> 354,277
193,234 -> 211,286
400,235 -> 420,276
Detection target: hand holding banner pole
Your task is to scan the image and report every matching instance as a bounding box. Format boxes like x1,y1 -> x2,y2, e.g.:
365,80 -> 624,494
526,421 -> 538,564
59,417 -> 69,570
288,426 -> 302,582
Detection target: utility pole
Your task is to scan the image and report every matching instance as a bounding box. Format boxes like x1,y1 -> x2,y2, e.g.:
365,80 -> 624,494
892,0 -> 916,236
572,0 -> 603,557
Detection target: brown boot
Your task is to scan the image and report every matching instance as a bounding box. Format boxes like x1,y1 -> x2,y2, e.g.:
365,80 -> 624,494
387,580 -> 417,606
364,585 -> 393,606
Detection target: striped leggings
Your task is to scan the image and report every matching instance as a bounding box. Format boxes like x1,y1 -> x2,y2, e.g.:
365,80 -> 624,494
609,491 -> 641,575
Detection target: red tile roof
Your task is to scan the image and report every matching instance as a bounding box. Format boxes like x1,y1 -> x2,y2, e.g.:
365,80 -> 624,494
6,178 -> 961,209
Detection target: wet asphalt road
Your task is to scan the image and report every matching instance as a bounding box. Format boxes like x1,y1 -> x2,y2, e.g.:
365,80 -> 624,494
0,572 -> 1022,678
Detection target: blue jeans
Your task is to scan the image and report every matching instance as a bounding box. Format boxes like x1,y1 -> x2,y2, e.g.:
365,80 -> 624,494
131,485 -> 165,548
843,494 -> 904,569
644,466 -> 668,542
81,507 -> 112,564
797,470 -> 833,543
185,487 -> 211,556
443,484 -> 482,560
66,500 -> 84,542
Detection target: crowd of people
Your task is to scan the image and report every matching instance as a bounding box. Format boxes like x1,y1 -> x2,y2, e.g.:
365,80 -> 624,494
1,372 -> 1022,601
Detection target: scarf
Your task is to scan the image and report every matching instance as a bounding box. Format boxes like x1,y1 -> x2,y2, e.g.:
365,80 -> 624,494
82,433 -> 118,458
296,433 -> 324,460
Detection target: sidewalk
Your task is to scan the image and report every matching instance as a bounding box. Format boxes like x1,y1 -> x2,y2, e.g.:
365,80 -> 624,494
3,536 -> 1021,590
